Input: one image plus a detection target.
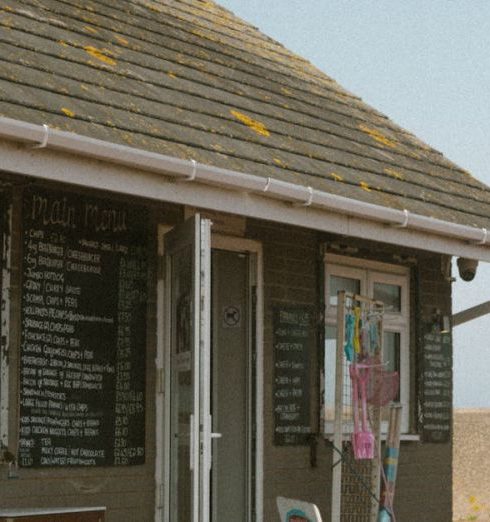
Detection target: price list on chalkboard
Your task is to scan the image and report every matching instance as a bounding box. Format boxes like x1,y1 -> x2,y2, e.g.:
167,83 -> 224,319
273,306 -> 313,445
18,187 -> 148,467
420,325 -> 452,442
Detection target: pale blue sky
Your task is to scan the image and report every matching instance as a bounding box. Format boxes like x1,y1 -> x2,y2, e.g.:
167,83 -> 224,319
218,1 -> 490,407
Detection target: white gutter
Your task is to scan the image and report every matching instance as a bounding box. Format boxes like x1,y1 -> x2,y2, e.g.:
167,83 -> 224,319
0,116 -> 489,257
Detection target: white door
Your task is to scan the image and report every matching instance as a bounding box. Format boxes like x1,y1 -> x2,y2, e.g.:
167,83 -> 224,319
164,215 -> 212,522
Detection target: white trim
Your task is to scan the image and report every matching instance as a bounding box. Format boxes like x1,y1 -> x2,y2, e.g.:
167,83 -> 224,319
0,119 -> 490,261
368,271 -> 410,325
327,433 -> 421,443
155,225 -> 171,522
400,434 -> 420,442
199,219 -> 212,522
325,253 -> 409,275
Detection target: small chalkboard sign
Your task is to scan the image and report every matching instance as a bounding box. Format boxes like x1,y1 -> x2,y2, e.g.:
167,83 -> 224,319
18,187 -> 148,467
273,306 -> 314,445
419,324 -> 452,442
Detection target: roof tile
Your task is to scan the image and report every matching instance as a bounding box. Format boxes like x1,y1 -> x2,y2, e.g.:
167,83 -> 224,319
0,0 -> 489,230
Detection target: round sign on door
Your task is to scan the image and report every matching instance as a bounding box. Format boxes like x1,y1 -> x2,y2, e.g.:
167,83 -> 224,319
223,305 -> 241,328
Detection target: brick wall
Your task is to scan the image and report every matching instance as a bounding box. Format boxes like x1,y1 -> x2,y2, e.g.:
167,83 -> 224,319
0,186 -> 453,522
0,184 -> 182,522
248,220 -> 453,522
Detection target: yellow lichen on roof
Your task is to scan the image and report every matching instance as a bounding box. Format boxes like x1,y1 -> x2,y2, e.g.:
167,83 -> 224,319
83,26 -> 98,34
359,124 -> 397,149
273,158 -> 287,168
230,110 -> 270,137
330,172 -> 343,182
114,35 -> 129,45
359,181 -> 371,192
191,28 -> 219,43
84,46 -> 117,66
61,107 -> 75,118
384,167 -> 404,180
167,71 -> 177,79
141,1 -> 164,13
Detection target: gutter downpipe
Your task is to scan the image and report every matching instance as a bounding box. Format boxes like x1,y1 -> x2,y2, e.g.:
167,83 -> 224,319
0,116 -> 488,250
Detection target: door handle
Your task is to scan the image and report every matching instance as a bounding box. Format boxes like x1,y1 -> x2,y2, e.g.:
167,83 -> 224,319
210,432 -> 222,439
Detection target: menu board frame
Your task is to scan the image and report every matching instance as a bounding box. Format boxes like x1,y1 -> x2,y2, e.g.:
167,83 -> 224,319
419,323 -> 452,443
273,305 -> 314,446
18,186 -> 148,467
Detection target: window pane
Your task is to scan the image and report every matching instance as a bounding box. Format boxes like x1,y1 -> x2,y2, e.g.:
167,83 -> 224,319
329,276 -> 360,306
383,331 -> 400,402
374,282 -> 401,312
324,326 -> 353,433
324,326 -> 337,426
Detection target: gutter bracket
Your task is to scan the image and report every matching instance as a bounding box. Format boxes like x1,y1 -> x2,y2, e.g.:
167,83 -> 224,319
392,208 -> 410,228
263,177 -> 272,193
180,158 -> 197,181
475,228 -> 488,246
31,124 -> 50,149
293,186 -> 314,207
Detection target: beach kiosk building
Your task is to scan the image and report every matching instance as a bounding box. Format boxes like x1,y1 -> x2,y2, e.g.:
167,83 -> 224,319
0,1 -> 489,521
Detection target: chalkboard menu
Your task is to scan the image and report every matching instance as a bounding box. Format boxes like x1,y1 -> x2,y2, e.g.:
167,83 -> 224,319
273,306 -> 313,445
419,324 -> 452,442
18,187 -> 148,467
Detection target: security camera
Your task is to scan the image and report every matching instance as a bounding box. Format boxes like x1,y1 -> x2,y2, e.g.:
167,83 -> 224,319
457,257 -> 478,281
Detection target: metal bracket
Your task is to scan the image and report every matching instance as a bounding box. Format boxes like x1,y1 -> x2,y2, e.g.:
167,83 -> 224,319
392,209 -> 409,228
31,124 -> 50,149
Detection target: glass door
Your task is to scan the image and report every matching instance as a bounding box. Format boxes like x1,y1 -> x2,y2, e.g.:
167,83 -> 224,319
164,215 -> 212,522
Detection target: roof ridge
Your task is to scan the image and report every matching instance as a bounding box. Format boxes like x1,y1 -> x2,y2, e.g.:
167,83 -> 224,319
132,0 -> 322,70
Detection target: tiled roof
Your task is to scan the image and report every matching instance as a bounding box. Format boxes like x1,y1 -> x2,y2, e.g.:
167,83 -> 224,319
1,0 -> 489,229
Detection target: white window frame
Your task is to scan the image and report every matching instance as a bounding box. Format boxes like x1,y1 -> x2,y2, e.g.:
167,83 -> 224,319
324,254 -> 411,434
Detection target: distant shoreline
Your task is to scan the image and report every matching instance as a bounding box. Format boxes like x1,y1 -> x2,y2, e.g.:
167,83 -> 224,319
454,407 -> 490,413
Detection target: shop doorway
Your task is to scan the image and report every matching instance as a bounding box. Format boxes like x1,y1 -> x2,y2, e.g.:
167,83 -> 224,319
211,248 -> 252,522
157,217 -> 262,522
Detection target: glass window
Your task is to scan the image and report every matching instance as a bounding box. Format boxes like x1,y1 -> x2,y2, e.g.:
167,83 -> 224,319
383,331 -> 401,403
324,255 -> 410,434
383,331 -> 400,373
374,282 -> 401,313
323,327 -> 336,428
329,276 -> 360,306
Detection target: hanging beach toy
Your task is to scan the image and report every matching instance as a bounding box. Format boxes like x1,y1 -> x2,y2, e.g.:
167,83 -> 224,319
344,311 -> 355,362
366,356 -> 400,407
353,306 -> 361,354
350,363 -> 375,460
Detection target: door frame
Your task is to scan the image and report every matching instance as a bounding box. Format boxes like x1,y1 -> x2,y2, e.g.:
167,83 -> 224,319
155,226 -> 264,522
